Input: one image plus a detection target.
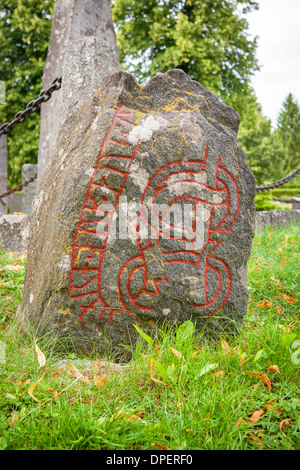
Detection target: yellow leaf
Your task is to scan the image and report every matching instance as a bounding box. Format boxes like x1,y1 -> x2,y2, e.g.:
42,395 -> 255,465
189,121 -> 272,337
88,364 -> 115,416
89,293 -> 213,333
246,371 -> 271,392
278,247 -> 283,256
257,300 -> 272,308
249,409 -> 264,424
170,347 -> 183,360
94,374 -> 107,388
214,370 -> 224,379
239,352 -> 246,366
274,306 -> 281,314
151,443 -> 170,450
221,339 -> 232,354
35,343 -> 46,368
28,375 -> 44,402
66,361 -> 90,383
10,413 -> 18,427
281,293 -> 297,304
280,258 -> 287,270
267,365 -> 280,374
149,358 -> 167,385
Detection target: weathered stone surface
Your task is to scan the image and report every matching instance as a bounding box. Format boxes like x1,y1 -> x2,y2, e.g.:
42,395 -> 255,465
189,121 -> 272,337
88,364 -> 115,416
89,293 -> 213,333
21,70 -> 256,358
37,0 -> 119,184
22,164 -> 38,214
0,215 -> 30,253
256,209 -> 300,232
58,37 -> 119,129
0,132 -> 7,216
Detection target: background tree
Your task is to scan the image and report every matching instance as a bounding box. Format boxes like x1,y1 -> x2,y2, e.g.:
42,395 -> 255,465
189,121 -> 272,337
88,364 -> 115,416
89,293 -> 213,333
112,0 -> 260,116
275,93 -> 300,174
0,0 -> 55,187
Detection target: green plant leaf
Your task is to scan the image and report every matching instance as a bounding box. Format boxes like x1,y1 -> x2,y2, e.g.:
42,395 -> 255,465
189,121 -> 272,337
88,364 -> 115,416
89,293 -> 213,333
134,325 -> 154,347
176,320 -> 195,345
198,363 -> 219,378
152,358 -> 170,383
281,333 -> 297,348
253,349 -> 266,363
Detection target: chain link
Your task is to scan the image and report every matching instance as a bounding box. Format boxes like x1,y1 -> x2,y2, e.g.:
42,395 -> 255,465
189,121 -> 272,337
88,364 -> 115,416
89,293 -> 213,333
0,76 -> 62,138
256,165 -> 300,192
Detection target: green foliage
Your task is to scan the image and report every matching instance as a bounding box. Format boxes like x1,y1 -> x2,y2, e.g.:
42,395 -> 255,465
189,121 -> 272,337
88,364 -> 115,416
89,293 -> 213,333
112,0 -> 259,115
0,0 -> 55,187
0,225 -> 300,450
276,93 -> 300,174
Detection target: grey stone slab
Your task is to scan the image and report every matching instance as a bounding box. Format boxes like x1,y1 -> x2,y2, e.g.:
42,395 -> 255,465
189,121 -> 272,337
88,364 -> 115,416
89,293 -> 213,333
21,69 -> 256,359
256,210 -> 300,232
22,164 -> 38,214
37,0 -> 119,185
0,214 -> 30,253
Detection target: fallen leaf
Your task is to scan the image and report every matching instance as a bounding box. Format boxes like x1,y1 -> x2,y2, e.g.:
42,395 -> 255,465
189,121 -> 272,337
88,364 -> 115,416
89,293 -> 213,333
274,306 -> 281,314
239,352 -> 246,366
10,413 -> 18,427
35,343 -> 46,368
214,370 -> 224,378
221,339 -> 232,354
268,365 -> 280,374
257,300 -> 272,308
28,375 -> 44,403
246,433 -> 264,446
281,293 -> 297,304
2,265 -> 24,272
94,374 -> 107,388
66,361 -> 90,383
13,381 -> 23,386
280,258 -> 287,269
278,247 -> 283,256
265,403 -> 280,414
246,371 -> 271,392
151,443 -> 170,450
170,347 -> 183,360
249,409 -> 264,424
280,419 -> 292,432
235,418 -> 247,427
149,358 -> 167,385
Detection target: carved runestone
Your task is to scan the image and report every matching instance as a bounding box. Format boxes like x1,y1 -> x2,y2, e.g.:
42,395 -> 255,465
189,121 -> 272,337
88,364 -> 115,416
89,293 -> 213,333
20,70 -> 256,358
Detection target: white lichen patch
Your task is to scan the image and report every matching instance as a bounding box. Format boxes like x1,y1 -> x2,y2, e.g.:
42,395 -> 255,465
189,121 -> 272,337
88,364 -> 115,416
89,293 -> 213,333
58,255 -> 71,273
85,167 -> 95,178
163,308 -> 170,316
30,293 -> 34,304
128,162 -> 149,193
128,115 -> 167,145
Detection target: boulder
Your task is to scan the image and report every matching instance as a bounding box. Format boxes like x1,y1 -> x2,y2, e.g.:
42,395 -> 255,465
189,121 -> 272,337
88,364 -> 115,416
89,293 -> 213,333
20,70 -> 256,358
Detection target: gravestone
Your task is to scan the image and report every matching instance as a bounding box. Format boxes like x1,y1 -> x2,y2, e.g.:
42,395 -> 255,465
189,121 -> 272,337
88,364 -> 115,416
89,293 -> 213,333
37,0 -> 119,185
22,164 -> 38,214
0,132 -> 7,216
20,70 -> 256,358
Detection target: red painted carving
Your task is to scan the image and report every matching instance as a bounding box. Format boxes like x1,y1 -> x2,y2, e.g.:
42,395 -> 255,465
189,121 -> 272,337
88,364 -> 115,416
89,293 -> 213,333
69,105 -> 240,323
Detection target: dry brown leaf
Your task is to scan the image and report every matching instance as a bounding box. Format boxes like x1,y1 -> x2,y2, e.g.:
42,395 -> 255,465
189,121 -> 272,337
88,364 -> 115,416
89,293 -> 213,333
265,403 -> 280,414
280,419 -> 292,432
214,370 -> 224,378
249,409 -> 264,424
246,433 -> 264,446
274,306 -> 281,314
151,443 -> 170,450
235,418 -> 247,427
268,365 -> 280,374
221,339 -> 233,354
94,374 -> 107,388
66,361 -> 90,383
13,381 -> 23,386
280,258 -> 287,270
35,343 -> 46,368
10,413 -> 18,427
257,300 -> 272,308
28,375 -> 44,403
239,352 -> 246,366
2,265 -> 24,272
281,293 -> 297,304
246,371 -> 272,392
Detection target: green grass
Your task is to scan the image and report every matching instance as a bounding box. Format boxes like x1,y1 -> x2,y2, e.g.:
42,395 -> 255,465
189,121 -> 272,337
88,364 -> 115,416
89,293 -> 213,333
0,225 -> 299,450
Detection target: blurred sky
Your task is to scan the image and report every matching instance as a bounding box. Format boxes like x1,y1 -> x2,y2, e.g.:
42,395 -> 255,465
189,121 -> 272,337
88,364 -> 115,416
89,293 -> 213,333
247,0 -> 300,127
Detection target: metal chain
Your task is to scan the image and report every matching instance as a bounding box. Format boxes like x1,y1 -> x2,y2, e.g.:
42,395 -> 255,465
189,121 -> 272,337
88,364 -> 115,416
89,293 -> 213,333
0,76 -> 62,137
256,164 -> 300,192
0,76 -> 62,201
